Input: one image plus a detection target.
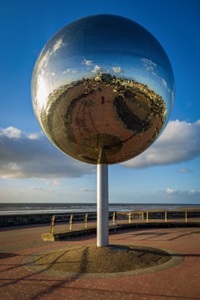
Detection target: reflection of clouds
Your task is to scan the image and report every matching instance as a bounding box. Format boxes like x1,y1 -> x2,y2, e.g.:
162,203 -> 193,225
82,59 -> 124,75
171,90 -> 175,106
64,68 -> 77,74
35,74 -> 49,110
34,37 -> 66,110
141,57 -> 173,100
38,37 -> 64,71
112,67 -> 124,73
37,51 -> 49,70
162,78 -> 167,88
92,65 -> 105,73
82,59 -> 93,66
141,58 -> 157,72
91,65 -> 124,74
162,78 -> 173,98
52,38 -> 63,53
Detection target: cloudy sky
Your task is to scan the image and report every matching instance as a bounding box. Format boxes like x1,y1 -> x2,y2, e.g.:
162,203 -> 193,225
0,0 -> 200,204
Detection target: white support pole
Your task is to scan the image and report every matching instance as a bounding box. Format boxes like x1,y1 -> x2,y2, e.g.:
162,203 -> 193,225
97,164 -> 109,247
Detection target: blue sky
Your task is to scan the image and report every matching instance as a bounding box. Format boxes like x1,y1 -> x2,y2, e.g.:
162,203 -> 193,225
0,0 -> 200,204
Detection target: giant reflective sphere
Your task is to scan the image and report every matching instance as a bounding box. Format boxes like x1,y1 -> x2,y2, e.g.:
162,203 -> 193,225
32,14 -> 174,164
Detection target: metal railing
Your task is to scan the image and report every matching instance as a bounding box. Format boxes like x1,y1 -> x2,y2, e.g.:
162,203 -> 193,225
48,209 -> 200,235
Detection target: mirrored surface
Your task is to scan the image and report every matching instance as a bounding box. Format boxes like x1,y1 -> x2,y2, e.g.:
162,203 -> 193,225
32,15 -> 175,164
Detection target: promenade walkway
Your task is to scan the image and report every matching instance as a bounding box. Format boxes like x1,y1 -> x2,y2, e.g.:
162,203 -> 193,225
0,224 -> 200,299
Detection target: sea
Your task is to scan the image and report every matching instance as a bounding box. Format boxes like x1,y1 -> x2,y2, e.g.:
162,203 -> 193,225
0,203 -> 200,216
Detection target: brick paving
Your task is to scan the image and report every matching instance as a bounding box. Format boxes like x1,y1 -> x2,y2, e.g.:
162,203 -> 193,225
0,225 -> 200,299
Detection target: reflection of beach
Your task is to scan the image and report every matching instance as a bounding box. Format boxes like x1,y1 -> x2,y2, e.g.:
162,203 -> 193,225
40,73 -> 166,164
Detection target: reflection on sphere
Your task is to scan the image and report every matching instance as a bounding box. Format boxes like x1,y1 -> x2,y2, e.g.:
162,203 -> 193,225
32,15 -> 174,164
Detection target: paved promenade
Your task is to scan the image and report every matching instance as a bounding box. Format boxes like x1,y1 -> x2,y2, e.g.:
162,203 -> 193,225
0,224 -> 200,299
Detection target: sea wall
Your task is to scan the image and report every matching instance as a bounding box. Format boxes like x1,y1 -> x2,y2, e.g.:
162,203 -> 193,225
1,210 -> 200,227
0,212 -> 98,227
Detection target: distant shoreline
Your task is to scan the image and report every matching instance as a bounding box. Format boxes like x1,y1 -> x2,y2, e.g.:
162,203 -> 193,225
1,202 -> 200,215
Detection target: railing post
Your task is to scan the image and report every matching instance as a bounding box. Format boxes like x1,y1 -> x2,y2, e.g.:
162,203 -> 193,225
50,215 -> 55,234
185,211 -> 188,223
128,212 -> 132,224
146,211 -> 149,223
69,213 -> 73,231
112,211 -> 116,225
84,213 -> 88,229
165,211 -> 168,223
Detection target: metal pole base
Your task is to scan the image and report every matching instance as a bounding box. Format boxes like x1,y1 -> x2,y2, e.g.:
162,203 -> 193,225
97,164 -> 109,247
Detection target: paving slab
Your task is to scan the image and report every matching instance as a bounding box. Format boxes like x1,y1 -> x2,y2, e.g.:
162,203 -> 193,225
0,225 -> 200,299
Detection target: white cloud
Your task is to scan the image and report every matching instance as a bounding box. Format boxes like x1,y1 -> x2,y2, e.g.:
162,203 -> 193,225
160,188 -> 200,198
0,127 -> 22,139
122,120 -> 200,168
31,186 -> 54,193
179,168 -> 192,173
1,119 -> 200,179
27,132 -> 41,140
166,187 -> 178,195
0,127 -> 95,179
188,189 -> 198,195
48,179 -> 62,187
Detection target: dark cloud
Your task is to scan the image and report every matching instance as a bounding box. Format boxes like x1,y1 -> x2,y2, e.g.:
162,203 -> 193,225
1,119 -> 200,178
0,127 -> 95,179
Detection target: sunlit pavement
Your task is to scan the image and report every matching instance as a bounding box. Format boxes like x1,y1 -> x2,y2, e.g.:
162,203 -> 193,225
0,225 -> 200,299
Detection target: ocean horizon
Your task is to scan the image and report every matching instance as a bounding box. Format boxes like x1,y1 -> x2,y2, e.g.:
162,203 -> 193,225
0,202 -> 200,216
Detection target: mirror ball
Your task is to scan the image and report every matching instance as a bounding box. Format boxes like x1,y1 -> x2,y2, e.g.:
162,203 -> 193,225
32,15 -> 174,164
